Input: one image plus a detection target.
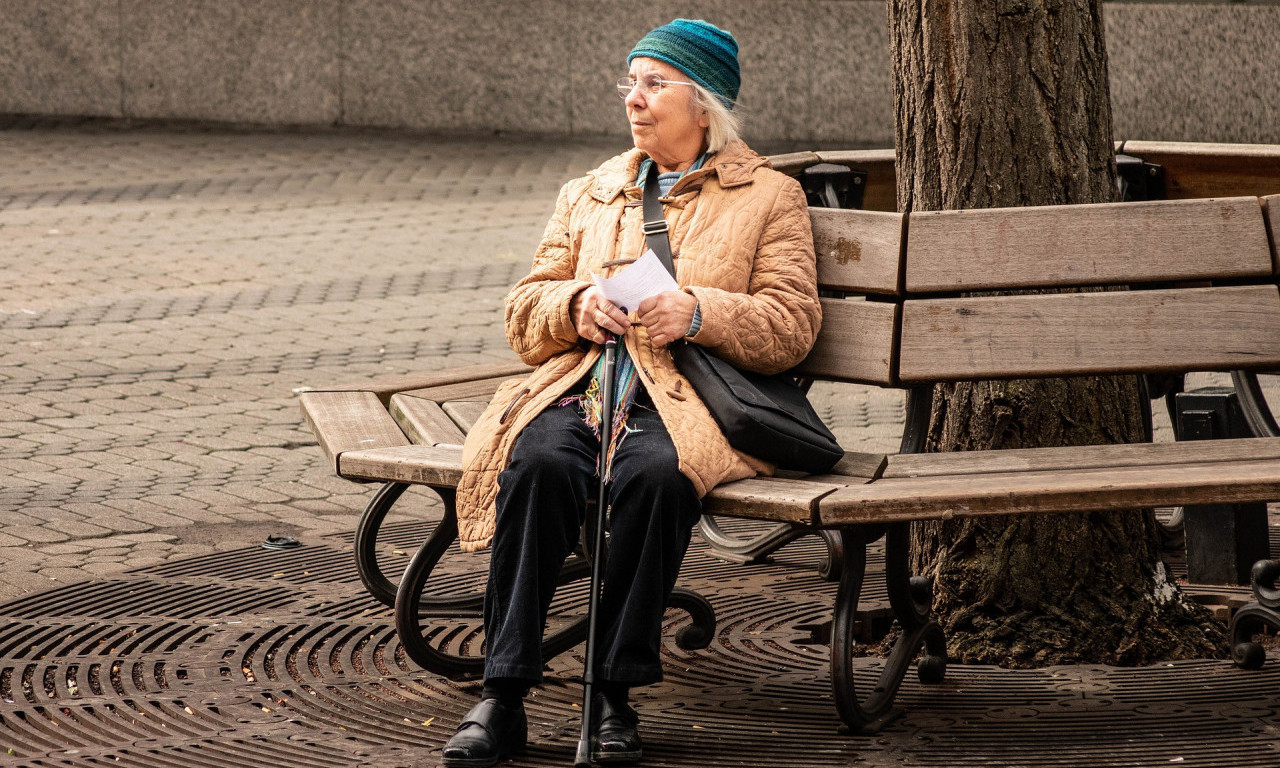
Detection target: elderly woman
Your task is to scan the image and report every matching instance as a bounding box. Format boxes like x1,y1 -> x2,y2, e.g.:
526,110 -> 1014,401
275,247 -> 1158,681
443,18 -> 820,767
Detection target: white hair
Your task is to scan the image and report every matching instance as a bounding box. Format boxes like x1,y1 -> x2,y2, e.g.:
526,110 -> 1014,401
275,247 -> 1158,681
688,82 -> 741,154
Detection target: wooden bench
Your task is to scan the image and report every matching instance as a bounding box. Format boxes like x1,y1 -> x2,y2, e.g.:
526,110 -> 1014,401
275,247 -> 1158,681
299,145 -> 1280,732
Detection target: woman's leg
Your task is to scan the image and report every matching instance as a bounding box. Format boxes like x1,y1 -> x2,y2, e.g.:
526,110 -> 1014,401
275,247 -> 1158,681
595,402 -> 703,686
483,403 -> 596,683
448,404 -> 597,767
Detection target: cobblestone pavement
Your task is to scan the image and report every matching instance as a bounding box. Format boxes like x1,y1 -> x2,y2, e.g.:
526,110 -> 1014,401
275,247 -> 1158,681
3,121 -> 1267,604
0,123 -> 615,598
0,123 -> 925,601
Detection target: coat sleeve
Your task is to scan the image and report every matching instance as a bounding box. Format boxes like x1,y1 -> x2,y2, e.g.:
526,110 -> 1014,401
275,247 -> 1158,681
685,177 -> 821,375
504,180 -> 592,366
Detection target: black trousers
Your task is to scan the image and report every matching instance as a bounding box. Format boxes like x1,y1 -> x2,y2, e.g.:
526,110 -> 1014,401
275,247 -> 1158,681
482,394 -> 702,686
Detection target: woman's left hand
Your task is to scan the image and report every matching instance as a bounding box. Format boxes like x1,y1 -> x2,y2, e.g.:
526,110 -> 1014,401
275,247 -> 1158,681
637,290 -> 698,347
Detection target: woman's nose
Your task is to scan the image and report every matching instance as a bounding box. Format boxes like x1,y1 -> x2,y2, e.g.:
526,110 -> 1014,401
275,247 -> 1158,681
624,87 -> 646,110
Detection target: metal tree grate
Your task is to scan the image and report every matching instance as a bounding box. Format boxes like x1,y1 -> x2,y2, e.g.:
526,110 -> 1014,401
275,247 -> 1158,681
0,522 -> 1276,767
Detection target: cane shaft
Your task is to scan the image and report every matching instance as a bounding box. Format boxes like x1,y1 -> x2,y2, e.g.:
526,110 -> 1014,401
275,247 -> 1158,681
575,336 -> 618,767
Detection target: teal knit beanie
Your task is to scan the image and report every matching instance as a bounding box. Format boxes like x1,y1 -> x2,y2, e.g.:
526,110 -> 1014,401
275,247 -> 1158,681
628,19 -> 740,109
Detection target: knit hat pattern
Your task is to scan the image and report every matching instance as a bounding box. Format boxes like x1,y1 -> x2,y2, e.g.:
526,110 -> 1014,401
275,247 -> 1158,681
628,19 -> 740,109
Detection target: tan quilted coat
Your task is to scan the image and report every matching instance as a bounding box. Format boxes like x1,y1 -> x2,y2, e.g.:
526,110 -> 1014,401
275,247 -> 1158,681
455,140 -> 820,551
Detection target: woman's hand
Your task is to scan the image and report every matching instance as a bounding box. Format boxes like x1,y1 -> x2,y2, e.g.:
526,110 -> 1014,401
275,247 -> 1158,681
637,290 -> 698,347
571,286 -> 631,345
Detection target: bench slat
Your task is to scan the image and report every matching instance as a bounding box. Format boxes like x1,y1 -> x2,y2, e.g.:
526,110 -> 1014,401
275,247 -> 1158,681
767,151 -> 822,176
883,437 -> 1280,479
304,361 -> 531,405
1119,141 -> 1280,200
300,391 -> 410,474
811,208 -> 903,295
899,284 -> 1280,381
689,476 -> 841,525
813,451 -> 889,481
339,444 -> 464,486
904,197 -> 1272,292
401,374 -> 528,403
815,149 -> 897,212
390,394 -> 467,447
443,400 -> 489,433
1265,194 -> 1280,275
820,456 -> 1280,526
771,149 -> 896,213
793,298 -> 898,385
339,446 -> 837,527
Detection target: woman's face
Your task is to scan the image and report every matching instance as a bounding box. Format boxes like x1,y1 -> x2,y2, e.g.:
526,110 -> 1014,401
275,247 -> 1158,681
625,57 -> 710,172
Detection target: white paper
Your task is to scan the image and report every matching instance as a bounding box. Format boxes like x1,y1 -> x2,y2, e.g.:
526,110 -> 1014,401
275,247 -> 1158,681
591,249 -> 680,313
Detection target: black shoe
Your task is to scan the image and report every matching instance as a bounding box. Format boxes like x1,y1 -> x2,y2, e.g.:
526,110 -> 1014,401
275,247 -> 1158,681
591,694 -> 643,763
442,697 -> 528,768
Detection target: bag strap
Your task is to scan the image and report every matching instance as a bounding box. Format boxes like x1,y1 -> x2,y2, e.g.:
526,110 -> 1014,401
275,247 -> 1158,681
641,163 -> 677,279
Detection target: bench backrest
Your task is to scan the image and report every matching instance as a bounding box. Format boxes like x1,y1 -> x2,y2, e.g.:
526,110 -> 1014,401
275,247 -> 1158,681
793,193 -> 1280,387
770,141 -> 1280,214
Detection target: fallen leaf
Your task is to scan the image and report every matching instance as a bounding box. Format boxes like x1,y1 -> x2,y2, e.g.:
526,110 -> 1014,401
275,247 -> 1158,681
422,718 -> 435,727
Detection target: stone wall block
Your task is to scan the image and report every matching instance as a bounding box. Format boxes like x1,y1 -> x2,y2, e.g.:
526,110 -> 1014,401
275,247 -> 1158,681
1106,4 -> 1280,144
0,0 -> 123,117
563,1 -> 892,146
120,0 -> 341,124
343,0 -> 571,133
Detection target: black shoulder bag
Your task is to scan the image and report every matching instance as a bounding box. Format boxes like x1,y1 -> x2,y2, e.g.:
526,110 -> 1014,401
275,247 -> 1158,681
642,165 -> 843,473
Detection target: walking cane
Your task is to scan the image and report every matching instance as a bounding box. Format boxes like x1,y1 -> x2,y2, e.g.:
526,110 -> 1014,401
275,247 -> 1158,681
574,334 -> 618,768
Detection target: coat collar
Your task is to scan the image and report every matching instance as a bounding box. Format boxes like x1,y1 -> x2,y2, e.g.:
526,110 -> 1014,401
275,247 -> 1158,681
586,140 -> 769,203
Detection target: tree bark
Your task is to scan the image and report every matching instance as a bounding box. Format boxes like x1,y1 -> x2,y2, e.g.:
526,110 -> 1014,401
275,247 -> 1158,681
888,0 -> 1224,666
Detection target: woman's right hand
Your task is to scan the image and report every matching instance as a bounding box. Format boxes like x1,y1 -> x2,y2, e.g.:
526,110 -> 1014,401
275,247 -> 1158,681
571,286 -> 631,345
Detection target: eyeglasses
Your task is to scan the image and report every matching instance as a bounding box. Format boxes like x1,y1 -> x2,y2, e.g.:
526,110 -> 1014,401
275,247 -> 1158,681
616,74 -> 695,99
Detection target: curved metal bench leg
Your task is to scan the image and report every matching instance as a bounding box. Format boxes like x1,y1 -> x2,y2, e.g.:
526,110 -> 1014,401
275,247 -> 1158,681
817,529 -> 844,582
394,488 -> 588,680
1230,559 -> 1280,670
354,481 -> 410,607
668,587 -> 716,650
831,523 -> 946,733
697,515 -> 810,564
394,489 -> 486,679
394,489 -> 716,680
1232,371 -> 1279,437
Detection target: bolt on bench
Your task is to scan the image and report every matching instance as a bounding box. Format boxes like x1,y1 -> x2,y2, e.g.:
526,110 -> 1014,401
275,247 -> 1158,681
301,162 -> 1280,733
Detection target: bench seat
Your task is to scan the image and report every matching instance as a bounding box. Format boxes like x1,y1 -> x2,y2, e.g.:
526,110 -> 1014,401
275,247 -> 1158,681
335,434 -> 1280,528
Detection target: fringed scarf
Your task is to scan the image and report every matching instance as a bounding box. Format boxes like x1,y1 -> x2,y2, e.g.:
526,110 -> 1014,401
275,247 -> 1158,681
560,152 -> 712,480
559,349 -> 641,482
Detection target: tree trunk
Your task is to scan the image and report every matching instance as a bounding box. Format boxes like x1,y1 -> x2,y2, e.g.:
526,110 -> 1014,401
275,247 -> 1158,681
888,0 -> 1224,666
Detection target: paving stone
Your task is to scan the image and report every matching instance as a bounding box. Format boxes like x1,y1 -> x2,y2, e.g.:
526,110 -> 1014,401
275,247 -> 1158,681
2,524 -> 71,544
0,570 -> 61,599
35,541 -> 100,555
87,516 -> 153,534
46,519 -> 114,537
125,508 -> 194,527
286,498 -> 356,516
38,566 -> 98,583
79,561 -> 133,577
83,547 -> 132,558
218,482 -> 292,504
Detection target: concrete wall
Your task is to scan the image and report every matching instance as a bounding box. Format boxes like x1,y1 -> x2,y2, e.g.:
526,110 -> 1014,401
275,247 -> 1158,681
2,0 -> 1277,145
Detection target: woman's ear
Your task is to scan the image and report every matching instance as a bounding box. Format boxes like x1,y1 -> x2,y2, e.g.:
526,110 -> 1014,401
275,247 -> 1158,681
699,109 -> 711,129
